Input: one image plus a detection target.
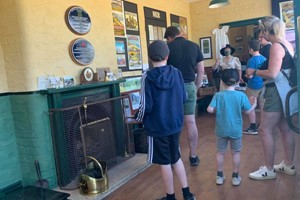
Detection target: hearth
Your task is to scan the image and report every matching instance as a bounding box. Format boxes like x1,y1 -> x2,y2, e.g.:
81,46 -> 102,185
44,81 -> 129,189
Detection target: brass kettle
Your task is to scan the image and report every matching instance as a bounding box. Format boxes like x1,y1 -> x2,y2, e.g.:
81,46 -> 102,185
79,156 -> 109,195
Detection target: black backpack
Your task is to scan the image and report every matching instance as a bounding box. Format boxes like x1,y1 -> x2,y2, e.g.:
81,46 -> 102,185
279,43 -> 297,87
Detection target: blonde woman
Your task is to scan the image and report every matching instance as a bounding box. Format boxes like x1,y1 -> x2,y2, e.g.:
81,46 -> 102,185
247,16 -> 297,180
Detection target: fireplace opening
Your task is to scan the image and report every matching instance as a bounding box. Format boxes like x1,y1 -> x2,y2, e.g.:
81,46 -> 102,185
49,96 -> 128,189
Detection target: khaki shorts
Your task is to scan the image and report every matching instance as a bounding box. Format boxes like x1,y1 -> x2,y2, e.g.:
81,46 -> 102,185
184,82 -> 197,115
263,85 -> 282,112
246,88 -> 261,98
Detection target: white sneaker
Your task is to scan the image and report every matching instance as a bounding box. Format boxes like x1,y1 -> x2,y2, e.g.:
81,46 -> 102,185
232,176 -> 241,186
249,166 -> 276,180
216,176 -> 225,185
274,161 -> 296,175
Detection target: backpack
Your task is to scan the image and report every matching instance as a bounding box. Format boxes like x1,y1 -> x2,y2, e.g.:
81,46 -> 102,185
279,43 -> 297,87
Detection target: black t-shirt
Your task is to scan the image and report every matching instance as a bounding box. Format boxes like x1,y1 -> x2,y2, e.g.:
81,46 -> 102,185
167,37 -> 204,83
259,43 -> 271,60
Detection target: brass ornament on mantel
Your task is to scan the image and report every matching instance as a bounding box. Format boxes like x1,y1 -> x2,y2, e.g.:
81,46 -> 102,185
80,67 -> 98,84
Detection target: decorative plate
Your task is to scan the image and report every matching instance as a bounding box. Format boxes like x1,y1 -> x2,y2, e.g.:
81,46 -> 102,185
65,6 -> 91,35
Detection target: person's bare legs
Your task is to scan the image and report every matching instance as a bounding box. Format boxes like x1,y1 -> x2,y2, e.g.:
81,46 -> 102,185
160,164 -> 175,195
184,114 -> 198,157
217,152 -> 225,172
248,110 -> 256,126
278,116 -> 295,166
232,151 -> 240,173
259,110 -> 281,170
173,158 -> 188,188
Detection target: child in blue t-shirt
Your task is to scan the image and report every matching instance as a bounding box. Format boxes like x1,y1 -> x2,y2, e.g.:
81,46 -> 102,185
207,69 -> 257,186
243,39 -> 266,135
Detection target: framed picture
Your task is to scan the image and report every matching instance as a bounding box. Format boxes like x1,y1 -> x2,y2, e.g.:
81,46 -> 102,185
279,1 -> 294,30
236,45 -> 244,53
199,37 -> 212,59
121,89 -> 141,116
115,37 -> 128,68
235,36 -> 243,43
272,0 -> 295,30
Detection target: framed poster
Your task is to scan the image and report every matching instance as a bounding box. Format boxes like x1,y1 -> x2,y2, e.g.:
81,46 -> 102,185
279,1 -> 294,30
115,37 -> 128,68
199,37 -> 212,59
127,35 -> 142,70
272,0 -> 295,47
65,6 -> 91,35
112,0 -> 126,37
125,11 -> 139,32
170,14 -> 188,39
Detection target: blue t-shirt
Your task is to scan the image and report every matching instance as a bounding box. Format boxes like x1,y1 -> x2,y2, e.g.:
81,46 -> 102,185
209,90 -> 251,139
247,55 -> 266,89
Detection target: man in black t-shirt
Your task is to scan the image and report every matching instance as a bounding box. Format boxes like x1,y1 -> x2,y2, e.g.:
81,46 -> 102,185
258,31 -> 271,70
164,26 -> 205,166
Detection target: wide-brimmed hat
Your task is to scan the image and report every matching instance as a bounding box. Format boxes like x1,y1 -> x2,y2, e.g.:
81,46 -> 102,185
220,44 -> 235,56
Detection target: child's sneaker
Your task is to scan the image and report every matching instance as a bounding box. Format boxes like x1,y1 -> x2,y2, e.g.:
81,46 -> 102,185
249,166 -> 276,180
216,176 -> 225,185
189,156 -> 200,166
183,193 -> 196,200
232,176 -> 242,186
243,126 -> 258,135
274,161 -> 296,175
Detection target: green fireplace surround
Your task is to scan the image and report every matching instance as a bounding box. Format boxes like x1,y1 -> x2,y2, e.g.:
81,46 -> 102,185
0,80 -> 124,191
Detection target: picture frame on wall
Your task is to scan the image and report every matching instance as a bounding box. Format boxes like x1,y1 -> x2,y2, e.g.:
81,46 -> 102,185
235,36 -> 243,43
279,1 -> 294,30
199,37 -> 212,59
272,0 -> 296,47
115,37 -> 128,68
236,45 -> 244,53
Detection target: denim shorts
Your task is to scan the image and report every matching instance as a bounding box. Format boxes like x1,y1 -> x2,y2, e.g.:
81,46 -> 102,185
184,82 -> 197,115
263,85 -> 282,112
216,136 -> 242,153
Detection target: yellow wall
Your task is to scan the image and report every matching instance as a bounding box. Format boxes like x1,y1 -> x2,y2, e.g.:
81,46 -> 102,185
0,0 -> 274,92
190,0 -> 272,66
0,0 -> 190,92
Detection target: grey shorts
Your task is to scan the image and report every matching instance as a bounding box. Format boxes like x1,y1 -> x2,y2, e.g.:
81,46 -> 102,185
263,85 -> 282,112
216,136 -> 242,153
184,82 -> 197,115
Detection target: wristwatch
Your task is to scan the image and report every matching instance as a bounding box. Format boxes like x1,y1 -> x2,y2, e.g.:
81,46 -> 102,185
253,69 -> 257,76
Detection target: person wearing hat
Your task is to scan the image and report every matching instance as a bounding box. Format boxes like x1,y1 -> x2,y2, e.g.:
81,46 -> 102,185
213,44 -> 243,91
207,69 -> 257,186
135,40 -> 196,200
164,26 -> 204,167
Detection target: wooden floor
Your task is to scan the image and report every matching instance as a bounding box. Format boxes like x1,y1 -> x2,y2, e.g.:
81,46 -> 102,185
104,112 -> 300,200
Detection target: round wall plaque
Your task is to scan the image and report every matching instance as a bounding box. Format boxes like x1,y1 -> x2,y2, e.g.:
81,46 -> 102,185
65,6 -> 91,35
69,38 -> 95,65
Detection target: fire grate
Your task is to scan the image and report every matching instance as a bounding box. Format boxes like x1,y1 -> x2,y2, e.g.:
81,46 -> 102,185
48,96 -> 130,189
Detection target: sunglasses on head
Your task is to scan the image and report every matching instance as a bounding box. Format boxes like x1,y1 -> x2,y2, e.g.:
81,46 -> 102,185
258,19 -> 267,32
